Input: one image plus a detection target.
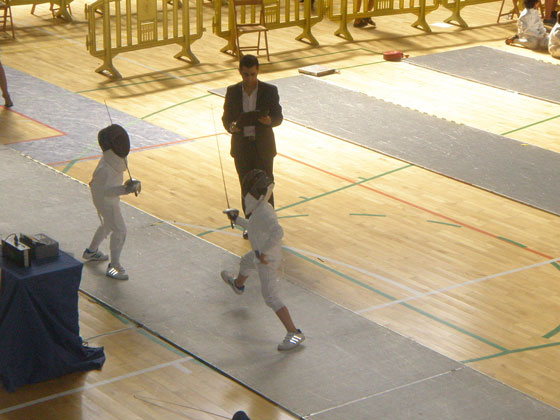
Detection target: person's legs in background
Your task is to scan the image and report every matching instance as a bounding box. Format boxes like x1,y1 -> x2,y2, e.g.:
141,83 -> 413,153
0,61 -> 13,107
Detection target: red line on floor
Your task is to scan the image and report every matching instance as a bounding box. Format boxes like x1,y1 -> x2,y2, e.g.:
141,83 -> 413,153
49,133 -> 220,166
4,134 -> 66,145
278,153 -> 553,260
2,108 -> 67,139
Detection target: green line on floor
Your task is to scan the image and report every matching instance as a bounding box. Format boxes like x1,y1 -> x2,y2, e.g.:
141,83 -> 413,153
543,324 -> 560,339
284,247 -> 507,352
497,237 -> 527,248
349,213 -> 386,217
462,341 -> 560,363
427,220 -> 462,227
500,113 -> 560,136
199,164 -> 412,236
75,48 -> 364,94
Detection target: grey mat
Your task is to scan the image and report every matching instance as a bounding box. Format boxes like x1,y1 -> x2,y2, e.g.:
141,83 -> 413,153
3,147 -> 560,418
3,66 -> 185,166
212,75 -> 560,216
407,46 -> 560,104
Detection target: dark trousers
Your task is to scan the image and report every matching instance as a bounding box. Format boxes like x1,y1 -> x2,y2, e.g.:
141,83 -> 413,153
234,143 -> 274,216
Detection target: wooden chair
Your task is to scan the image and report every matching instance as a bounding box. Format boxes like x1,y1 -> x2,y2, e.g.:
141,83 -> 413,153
497,0 -> 544,22
0,0 -> 15,39
232,0 -> 270,61
30,1 -> 72,18
497,0 -> 523,22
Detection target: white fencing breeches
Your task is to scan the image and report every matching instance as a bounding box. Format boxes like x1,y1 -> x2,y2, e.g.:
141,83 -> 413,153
519,35 -> 549,50
239,250 -> 284,312
88,203 -> 127,266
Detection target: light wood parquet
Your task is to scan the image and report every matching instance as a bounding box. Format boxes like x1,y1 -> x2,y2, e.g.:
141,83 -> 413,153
2,0 -> 560,416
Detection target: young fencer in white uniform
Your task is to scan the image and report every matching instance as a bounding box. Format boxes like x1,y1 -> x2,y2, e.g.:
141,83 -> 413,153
506,0 -> 549,49
549,12 -> 560,58
83,124 -> 141,280
222,169 -> 305,351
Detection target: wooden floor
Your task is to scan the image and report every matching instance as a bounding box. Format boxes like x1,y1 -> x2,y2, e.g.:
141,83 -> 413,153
2,0 -> 560,418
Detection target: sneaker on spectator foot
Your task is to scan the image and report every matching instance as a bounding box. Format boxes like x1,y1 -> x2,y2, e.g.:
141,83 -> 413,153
106,264 -> 129,280
83,248 -> 109,261
278,329 -> 305,351
221,270 -> 245,295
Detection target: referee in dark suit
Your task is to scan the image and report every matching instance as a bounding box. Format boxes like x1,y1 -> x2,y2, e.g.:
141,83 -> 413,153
222,54 -> 283,216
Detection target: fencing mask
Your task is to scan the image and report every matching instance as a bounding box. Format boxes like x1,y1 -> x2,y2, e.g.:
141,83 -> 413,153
242,169 -> 274,215
98,124 -> 130,158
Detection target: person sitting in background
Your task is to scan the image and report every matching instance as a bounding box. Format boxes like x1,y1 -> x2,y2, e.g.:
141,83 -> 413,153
506,0 -> 549,50
548,10 -> 560,57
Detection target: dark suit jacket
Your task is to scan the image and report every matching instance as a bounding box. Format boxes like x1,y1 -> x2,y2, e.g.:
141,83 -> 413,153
222,80 -> 283,159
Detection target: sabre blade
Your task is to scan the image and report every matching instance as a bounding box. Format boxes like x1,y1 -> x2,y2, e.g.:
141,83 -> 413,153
104,100 -> 113,125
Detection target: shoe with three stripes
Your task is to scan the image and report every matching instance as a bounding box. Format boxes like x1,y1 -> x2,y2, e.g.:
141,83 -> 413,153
82,248 -> 109,261
106,264 -> 129,280
277,329 -> 305,351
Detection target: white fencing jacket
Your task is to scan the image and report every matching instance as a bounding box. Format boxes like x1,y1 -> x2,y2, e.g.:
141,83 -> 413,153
89,150 -> 128,212
518,8 -> 547,38
235,188 -> 284,262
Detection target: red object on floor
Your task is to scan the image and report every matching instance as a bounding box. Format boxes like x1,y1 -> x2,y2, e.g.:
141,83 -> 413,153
383,51 -> 409,61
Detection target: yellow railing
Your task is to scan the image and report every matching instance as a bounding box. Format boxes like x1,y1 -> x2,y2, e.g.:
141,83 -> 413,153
86,0 -> 203,78
439,0 -> 500,27
213,0 -> 322,56
327,0 -> 439,39
84,0 -> 502,76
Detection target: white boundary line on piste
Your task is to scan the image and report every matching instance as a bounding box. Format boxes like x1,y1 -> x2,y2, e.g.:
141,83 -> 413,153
0,357 -> 193,415
357,257 -> 560,313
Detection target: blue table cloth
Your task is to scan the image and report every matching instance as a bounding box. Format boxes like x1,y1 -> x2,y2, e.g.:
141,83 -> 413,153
0,250 -> 105,392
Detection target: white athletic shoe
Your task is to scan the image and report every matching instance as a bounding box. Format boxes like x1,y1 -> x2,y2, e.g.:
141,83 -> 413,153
278,329 -> 305,351
106,264 -> 129,280
221,270 -> 244,295
83,248 -> 109,261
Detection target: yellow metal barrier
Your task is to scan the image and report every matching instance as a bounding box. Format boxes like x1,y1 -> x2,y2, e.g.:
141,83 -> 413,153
86,0 -> 203,78
213,0 -> 322,56
439,0 -> 500,27
328,0 -> 439,39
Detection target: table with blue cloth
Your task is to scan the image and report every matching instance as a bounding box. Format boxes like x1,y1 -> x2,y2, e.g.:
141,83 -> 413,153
0,250 -> 105,392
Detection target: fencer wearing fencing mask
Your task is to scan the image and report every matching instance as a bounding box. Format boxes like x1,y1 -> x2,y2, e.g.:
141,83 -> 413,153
242,169 -> 275,217
85,124 -> 140,280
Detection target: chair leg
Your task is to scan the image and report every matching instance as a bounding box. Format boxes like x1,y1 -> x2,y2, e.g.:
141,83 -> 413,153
3,6 -> 14,38
263,30 -> 269,61
497,0 -> 506,22
235,31 -> 242,60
